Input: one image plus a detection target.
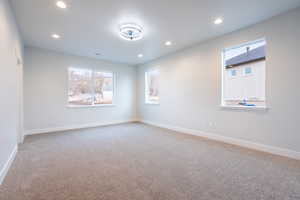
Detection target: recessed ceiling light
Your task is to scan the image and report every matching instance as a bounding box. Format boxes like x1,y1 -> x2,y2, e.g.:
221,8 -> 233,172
51,34 -> 61,39
138,54 -> 143,58
165,41 -> 172,46
56,1 -> 67,9
120,24 -> 143,41
214,18 -> 223,25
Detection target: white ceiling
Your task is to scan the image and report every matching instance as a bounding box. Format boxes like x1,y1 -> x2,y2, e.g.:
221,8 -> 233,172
10,0 -> 300,65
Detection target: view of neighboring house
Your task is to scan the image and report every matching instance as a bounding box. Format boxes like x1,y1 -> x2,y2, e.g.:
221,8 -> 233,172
223,41 -> 266,107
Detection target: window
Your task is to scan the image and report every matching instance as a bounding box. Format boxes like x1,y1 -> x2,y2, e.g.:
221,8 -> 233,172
145,69 -> 159,104
229,69 -> 237,77
68,68 -> 114,106
222,39 -> 266,108
244,67 -> 252,75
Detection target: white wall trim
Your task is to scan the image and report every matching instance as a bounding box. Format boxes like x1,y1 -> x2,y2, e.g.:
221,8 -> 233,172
0,145 -> 18,185
140,120 -> 300,161
19,133 -> 25,144
24,119 -> 138,136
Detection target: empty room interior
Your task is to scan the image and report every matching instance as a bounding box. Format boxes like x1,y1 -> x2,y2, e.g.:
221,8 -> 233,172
1,0 -> 300,199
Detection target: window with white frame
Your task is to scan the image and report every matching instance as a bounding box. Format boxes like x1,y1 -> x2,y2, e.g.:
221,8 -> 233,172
222,39 -> 266,107
145,69 -> 159,104
68,68 -> 114,106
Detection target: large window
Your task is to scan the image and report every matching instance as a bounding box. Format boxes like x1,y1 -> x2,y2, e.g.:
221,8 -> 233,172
68,68 -> 114,106
145,69 -> 159,104
222,39 -> 266,108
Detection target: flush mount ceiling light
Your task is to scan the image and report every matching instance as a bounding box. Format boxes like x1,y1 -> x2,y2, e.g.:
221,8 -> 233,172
119,24 -> 143,41
165,41 -> 172,46
138,54 -> 143,58
214,18 -> 223,25
56,1 -> 67,8
51,34 -> 61,39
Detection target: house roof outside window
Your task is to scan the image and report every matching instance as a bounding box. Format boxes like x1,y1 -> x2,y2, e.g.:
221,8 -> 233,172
225,45 -> 266,68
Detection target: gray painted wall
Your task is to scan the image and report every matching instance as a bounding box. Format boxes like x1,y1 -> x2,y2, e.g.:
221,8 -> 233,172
24,47 -> 137,132
0,0 -> 23,175
137,8 -> 300,152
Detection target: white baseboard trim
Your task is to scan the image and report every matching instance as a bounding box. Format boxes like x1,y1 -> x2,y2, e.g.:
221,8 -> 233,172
0,145 -> 18,185
20,134 -> 25,144
24,119 -> 138,136
140,120 -> 300,161
18,131 -> 25,144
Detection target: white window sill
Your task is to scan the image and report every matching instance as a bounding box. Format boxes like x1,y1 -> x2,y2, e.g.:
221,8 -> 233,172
220,105 -> 268,111
145,102 -> 160,105
67,104 -> 115,108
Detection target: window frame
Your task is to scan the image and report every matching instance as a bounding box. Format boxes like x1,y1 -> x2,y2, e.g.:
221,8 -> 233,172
221,38 -> 268,110
145,69 -> 160,105
67,67 -> 116,108
244,67 -> 253,76
228,69 -> 238,79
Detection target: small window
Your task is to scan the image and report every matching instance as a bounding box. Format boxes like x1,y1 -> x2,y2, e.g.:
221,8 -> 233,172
230,69 -> 237,77
244,67 -> 252,75
145,69 -> 159,104
222,39 -> 266,108
68,68 -> 114,106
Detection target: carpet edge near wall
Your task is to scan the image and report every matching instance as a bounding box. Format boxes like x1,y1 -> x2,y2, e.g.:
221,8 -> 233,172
23,119 -> 300,161
139,119 -> 300,161
0,145 -> 18,185
24,119 -> 139,136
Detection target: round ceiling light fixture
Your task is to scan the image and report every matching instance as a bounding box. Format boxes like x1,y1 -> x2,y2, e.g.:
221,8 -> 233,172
56,1 -> 67,9
214,18 -> 223,25
51,34 -> 61,39
119,24 -> 143,41
165,41 -> 172,46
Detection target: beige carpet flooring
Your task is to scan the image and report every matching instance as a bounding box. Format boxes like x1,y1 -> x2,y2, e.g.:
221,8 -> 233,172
1,123 -> 300,200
